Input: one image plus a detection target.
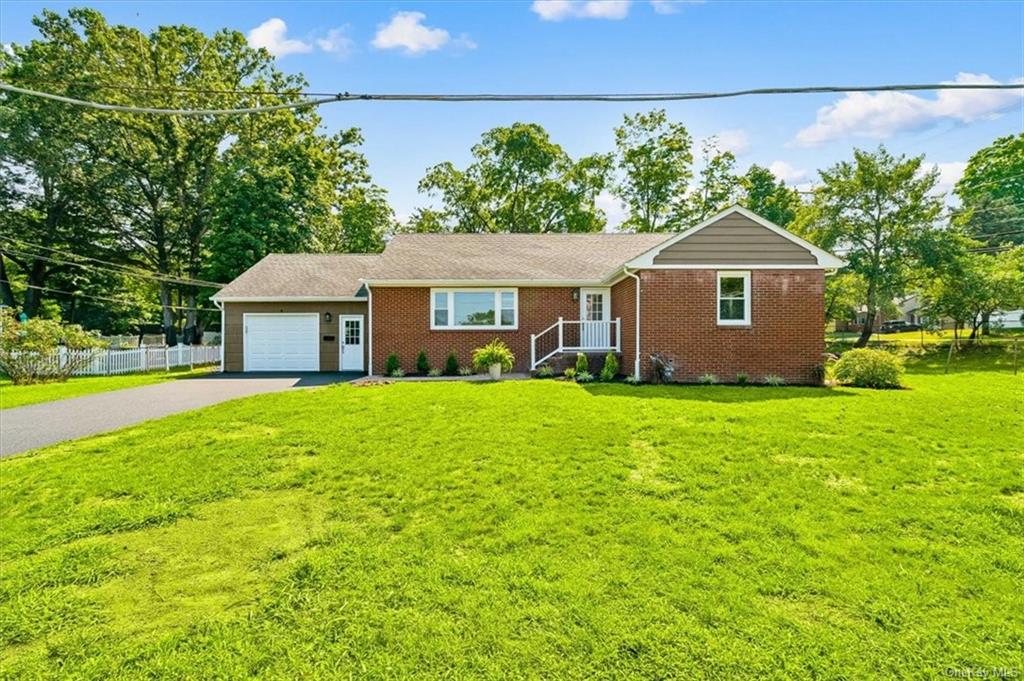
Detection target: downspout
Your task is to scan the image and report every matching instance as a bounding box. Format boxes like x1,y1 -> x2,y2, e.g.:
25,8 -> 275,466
622,267 -> 641,380
213,299 -> 225,373
365,283 -> 373,376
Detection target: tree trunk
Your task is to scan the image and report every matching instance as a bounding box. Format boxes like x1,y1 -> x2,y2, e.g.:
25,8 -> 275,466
981,311 -> 991,336
0,254 -> 16,308
158,281 -> 177,346
855,311 -> 876,347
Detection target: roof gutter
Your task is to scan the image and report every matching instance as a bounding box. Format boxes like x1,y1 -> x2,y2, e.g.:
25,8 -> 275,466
622,266 -> 642,381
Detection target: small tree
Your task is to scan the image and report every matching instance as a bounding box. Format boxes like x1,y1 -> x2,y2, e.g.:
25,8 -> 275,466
0,308 -> 104,384
575,352 -> 589,375
415,349 -> 430,374
384,353 -> 400,376
444,351 -> 459,376
600,352 -> 619,381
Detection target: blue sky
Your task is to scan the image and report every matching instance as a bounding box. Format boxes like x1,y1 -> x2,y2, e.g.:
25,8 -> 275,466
2,0 -> 1022,226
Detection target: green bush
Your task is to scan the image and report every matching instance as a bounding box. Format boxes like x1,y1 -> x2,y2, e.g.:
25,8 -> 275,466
563,367 -> 576,380
600,352 -> 618,381
535,364 -> 555,378
472,339 -> 515,372
575,352 -> 589,374
763,374 -> 786,387
427,368 -> 443,377
0,308 -> 104,384
384,353 -> 400,376
834,349 -> 905,389
416,350 -> 430,374
389,367 -> 406,378
698,373 -> 718,385
575,370 -> 594,383
735,372 -> 749,385
445,352 -> 459,376
458,366 -> 473,376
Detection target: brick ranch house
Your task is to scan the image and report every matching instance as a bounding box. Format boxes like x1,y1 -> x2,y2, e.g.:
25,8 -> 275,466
212,206 -> 845,384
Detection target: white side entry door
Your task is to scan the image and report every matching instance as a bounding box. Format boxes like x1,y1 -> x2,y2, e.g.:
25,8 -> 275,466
339,315 -> 365,372
579,288 -> 609,349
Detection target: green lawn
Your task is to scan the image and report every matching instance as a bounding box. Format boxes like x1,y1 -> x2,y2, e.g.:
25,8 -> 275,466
0,367 -> 214,410
1,350 -> 1021,678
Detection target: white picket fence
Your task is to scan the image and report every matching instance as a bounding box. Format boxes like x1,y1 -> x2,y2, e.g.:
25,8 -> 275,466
55,345 -> 221,376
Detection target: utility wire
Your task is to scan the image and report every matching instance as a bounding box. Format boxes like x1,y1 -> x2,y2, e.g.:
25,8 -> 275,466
0,280 -> 220,312
0,236 -> 224,288
2,81 -> 1023,116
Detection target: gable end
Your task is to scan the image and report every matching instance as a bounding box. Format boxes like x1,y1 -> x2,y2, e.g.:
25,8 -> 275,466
652,213 -> 817,265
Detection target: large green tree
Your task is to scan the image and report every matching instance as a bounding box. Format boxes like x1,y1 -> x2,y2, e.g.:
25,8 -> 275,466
954,133 -> 1024,247
795,146 -> 944,346
418,123 -> 612,233
680,138 -> 741,223
611,109 -> 693,232
740,164 -> 802,228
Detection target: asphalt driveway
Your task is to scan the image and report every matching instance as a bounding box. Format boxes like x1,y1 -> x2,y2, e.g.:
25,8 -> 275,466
0,373 -> 357,458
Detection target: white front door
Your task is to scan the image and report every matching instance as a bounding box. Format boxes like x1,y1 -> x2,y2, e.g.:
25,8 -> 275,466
244,313 -> 319,372
340,315 -> 365,372
579,288 -> 610,349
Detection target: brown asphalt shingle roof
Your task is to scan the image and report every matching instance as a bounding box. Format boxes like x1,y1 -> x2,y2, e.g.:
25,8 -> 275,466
214,233 -> 671,299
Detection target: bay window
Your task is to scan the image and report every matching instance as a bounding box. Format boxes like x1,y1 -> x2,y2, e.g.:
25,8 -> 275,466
716,271 -> 750,325
431,289 -> 518,329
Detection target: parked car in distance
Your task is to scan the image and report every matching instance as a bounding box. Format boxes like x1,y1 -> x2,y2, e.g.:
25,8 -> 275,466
879,320 -> 921,333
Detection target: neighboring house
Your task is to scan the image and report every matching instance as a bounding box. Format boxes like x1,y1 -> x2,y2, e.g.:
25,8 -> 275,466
212,206 -> 845,383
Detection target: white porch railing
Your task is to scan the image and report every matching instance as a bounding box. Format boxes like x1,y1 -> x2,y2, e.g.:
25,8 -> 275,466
11,345 -> 222,377
530,317 -> 621,369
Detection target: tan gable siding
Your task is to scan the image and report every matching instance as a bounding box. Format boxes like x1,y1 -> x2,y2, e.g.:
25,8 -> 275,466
652,214 -> 817,265
224,301 -> 368,372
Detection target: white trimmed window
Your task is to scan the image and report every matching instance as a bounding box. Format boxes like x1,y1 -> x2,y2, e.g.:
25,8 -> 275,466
431,289 -> 518,330
716,271 -> 751,325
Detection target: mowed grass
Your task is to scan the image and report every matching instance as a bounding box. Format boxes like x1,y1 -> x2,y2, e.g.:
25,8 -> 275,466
0,367 -> 213,410
1,350 -> 1021,678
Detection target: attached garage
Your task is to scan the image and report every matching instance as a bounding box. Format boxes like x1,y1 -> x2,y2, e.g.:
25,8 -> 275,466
243,313 -> 319,372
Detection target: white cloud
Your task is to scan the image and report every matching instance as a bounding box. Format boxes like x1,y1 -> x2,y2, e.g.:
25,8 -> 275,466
247,18 -> 312,57
372,11 -> 470,55
316,27 -> 354,58
715,129 -> 749,155
795,72 -> 1024,146
650,0 -> 704,14
924,161 -> 967,195
531,0 -> 632,21
596,190 -> 628,231
768,161 -> 807,184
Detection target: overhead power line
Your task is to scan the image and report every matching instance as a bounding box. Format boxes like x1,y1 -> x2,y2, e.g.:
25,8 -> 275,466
0,236 -> 224,288
0,279 -> 219,312
2,80 -> 1022,116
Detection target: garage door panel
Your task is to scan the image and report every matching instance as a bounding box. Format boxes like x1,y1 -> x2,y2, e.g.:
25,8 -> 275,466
244,314 -> 319,372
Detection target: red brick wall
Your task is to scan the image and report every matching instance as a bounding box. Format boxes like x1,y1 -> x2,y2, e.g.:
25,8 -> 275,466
636,269 -> 825,384
611,276 -> 637,377
371,287 -> 579,373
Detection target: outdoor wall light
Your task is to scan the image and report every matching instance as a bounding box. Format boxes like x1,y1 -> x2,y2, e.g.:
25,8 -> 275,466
324,312 -> 332,323
572,288 -> 580,302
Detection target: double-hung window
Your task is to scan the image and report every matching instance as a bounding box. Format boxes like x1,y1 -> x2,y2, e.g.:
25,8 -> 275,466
431,289 -> 518,330
716,271 -> 751,326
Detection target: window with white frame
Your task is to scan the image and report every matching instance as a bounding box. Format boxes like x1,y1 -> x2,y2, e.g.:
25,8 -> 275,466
716,271 -> 750,325
431,289 -> 518,329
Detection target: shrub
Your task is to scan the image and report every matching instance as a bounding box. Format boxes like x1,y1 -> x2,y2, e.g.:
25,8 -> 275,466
458,366 -> 473,376
416,350 -> 430,374
763,374 -> 786,386
427,368 -> 443,377
389,368 -> 406,378
833,348 -> 905,389
0,309 -> 104,384
563,367 -> 577,380
624,374 -> 642,385
600,352 -> 619,381
735,372 -> 749,386
698,373 -> 718,385
445,352 -> 459,376
535,364 -> 555,378
575,352 -> 589,374
472,339 -> 515,372
575,370 -> 594,383
384,353 -> 400,376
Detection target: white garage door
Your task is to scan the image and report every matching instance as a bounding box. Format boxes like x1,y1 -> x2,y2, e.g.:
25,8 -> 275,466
244,313 -> 319,372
